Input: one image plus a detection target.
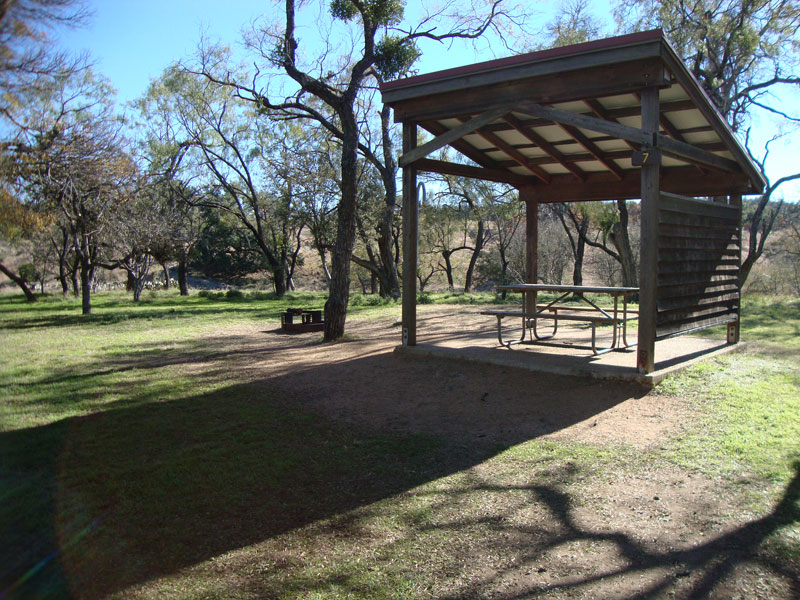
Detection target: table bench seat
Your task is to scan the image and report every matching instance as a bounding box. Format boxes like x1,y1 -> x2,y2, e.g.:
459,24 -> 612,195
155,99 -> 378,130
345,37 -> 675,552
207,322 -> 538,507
481,306 -> 637,353
480,307 -> 638,324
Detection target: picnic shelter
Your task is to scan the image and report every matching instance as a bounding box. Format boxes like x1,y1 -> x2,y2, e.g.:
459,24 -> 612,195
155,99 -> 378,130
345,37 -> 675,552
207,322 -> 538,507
379,29 -> 767,374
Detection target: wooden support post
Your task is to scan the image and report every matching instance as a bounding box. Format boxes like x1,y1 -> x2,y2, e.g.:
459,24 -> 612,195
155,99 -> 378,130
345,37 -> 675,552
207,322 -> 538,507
729,193 -> 742,344
402,121 -> 418,346
522,188 -> 538,314
637,87 -> 660,374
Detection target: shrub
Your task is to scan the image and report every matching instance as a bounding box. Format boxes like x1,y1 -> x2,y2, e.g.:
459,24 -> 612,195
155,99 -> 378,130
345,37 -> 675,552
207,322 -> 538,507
417,292 -> 434,304
349,294 -> 391,307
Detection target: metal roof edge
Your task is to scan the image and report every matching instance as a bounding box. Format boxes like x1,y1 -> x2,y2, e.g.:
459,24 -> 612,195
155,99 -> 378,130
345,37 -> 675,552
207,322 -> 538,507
379,29 -> 665,94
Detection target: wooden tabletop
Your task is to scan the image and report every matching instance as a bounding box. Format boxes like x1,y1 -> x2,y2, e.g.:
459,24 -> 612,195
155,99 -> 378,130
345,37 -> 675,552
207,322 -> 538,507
497,284 -> 640,295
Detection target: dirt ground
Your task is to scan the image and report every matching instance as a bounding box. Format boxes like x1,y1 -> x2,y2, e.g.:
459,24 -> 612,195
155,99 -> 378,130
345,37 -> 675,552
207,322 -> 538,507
198,305 -> 683,447
128,305 -> 797,599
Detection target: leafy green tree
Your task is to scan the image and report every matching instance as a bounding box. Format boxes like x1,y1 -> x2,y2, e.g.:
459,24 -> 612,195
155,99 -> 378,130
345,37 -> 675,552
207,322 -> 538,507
139,64 -> 303,296
615,0 -> 800,284
192,0 -> 529,339
0,0 -> 90,300
5,68 -> 129,314
0,0 -> 89,127
190,206 -> 272,281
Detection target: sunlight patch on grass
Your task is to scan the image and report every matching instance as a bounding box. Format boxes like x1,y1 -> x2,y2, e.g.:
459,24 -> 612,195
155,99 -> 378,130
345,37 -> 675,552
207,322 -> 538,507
662,353 -> 800,485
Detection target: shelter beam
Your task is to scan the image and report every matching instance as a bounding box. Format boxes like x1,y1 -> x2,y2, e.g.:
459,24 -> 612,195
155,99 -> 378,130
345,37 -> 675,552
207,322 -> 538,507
504,114 -> 586,181
402,122 -> 418,346
518,101 -> 742,173
414,158 -> 537,187
463,119 -> 551,182
398,106 -> 511,167
522,188 -> 539,314
637,88 -> 660,373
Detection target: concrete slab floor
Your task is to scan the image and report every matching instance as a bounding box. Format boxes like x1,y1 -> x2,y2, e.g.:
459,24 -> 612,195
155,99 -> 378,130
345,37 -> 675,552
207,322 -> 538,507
395,307 -> 744,386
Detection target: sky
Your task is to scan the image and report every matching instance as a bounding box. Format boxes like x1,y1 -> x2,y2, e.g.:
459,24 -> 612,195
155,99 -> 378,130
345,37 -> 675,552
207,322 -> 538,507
57,0 -> 798,200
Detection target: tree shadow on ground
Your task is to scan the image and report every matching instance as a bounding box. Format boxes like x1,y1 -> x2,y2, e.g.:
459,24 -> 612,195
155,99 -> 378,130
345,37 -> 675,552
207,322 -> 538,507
1,348 -> 645,600
3,328 -> 798,599
424,462 -> 800,599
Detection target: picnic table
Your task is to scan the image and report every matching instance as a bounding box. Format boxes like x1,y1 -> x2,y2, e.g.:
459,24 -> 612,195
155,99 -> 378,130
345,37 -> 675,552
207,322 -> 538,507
481,284 -> 639,354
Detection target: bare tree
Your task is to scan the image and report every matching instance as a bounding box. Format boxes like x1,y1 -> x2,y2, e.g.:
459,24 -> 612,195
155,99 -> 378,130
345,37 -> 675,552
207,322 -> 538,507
616,0 -> 800,284
5,69 -> 129,313
190,0 -> 531,339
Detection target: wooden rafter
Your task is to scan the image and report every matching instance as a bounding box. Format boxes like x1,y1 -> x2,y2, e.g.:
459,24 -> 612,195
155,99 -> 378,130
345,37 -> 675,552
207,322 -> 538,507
557,123 -> 625,180
420,121 -> 502,169
481,100 -> 696,135
414,158 -> 535,186
398,106 -> 511,168
461,118 -> 551,183
631,92 -> 707,174
503,114 -> 586,181
585,99 -> 638,151
494,141 -> 726,168
517,102 -> 742,174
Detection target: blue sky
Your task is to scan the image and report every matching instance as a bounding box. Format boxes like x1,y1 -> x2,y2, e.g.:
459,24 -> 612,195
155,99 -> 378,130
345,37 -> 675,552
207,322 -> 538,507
57,1 -> 262,104
58,1 -> 797,199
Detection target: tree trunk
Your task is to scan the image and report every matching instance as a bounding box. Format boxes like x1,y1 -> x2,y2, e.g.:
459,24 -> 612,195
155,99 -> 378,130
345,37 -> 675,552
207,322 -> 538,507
739,195 -> 781,287
572,219 -> 587,286
498,245 -> 510,300
0,261 -> 37,301
442,250 -> 455,291
80,260 -> 92,315
177,254 -> 189,296
318,247 -> 331,284
58,260 -> 70,294
464,219 -> 486,293
54,231 -> 71,295
161,262 -> 170,289
272,265 -> 287,297
324,114 -> 359,341
71,255 -> 80,297
132,274 -> 144,302
609,199 -> 638,288
377,105 -> 401,298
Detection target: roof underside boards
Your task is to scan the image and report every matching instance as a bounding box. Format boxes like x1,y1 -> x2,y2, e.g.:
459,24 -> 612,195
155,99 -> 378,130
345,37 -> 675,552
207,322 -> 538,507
380,30 -> 766,202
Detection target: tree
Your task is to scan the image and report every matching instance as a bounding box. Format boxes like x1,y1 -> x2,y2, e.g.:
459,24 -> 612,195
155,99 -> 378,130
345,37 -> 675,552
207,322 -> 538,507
0,180 -> 49,299
0,0 -> 90,299
0,0 -> 89,127
108,179 -> 175,301
141,64 -> 301,296
550,203 -> 590,286
190,206 -> 273,281
615,0 -> 800,285
480,188 -> 523,296
192,0 -> 529,340
6,68 -> 130,314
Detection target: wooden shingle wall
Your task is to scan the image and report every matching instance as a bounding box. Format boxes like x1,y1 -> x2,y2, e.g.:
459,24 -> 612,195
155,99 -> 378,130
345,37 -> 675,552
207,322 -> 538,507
655,193 -> 741,338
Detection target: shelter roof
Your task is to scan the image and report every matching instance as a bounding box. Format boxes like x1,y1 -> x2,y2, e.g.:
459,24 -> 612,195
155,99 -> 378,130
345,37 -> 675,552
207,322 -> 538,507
380,30 -> 766,201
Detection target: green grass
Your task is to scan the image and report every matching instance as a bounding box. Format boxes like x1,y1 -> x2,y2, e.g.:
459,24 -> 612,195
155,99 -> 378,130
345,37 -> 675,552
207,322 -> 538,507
1,290 -> 799,599
0,290 -> 402,430
659,296 -> 800,484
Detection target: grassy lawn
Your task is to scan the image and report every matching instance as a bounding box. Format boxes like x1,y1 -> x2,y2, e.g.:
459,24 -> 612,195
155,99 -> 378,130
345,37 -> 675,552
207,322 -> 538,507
1,291 -> 799,599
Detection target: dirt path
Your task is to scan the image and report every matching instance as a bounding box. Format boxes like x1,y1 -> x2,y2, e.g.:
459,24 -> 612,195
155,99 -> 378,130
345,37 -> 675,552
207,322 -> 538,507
129,306 -> 796,599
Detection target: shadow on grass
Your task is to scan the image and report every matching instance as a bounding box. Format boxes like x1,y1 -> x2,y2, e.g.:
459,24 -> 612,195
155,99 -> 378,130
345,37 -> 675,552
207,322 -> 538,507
3,320 -> 798,599
1,345 -> 647,600
0,304 -> 281,330
0,292 -> 329,331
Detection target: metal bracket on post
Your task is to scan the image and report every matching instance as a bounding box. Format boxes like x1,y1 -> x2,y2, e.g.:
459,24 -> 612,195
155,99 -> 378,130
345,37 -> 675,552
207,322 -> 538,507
727,321 -> 739,344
